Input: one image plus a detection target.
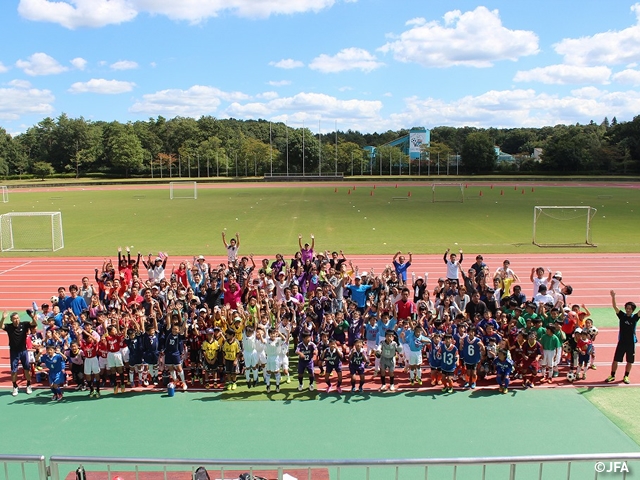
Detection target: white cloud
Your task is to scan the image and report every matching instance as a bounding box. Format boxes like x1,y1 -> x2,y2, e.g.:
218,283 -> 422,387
69,79 -> 136,94
513,64 -> 611,85
225,92 -> 383,126
18,0 -> 336,28
379,6 -> 539,68
130,85 -> 249,116
70,57 -> 87,70
270,59 -> 304,69
388,88 -> 640,129
0,62 -> 9,73
309,47 -> 384,73
268,80 -> 291,86
555,4 -> 640,66
111,60 -> 139,70
612,68 -> 640,85
257,91 -> 279,100
18,0 -> 137,29
0,83 -> 55,121
16,52 -> 68,76
8,79 -> 32,88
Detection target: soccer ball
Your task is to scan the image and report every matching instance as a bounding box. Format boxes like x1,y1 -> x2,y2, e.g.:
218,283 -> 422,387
587,326 -> 598,336
50,295 -> 59,304
566,371 -> 576,382
562,342 -> 572,353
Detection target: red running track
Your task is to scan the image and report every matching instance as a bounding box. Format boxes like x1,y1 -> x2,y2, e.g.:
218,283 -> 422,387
1,253 -> 639,390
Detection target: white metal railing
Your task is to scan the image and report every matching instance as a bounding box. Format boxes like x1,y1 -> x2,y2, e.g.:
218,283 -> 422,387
0,454 -> 47,480
47,453 -> 640,480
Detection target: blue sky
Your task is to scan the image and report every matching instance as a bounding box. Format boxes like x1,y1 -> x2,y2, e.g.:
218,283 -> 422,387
1,0 -> 640,134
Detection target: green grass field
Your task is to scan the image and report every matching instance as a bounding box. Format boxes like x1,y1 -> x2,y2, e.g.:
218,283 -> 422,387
2,184 -> 639,256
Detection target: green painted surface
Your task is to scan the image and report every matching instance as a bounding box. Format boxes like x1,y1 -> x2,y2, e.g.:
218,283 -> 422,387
582,387 -> 640,445
2,185 -> 639,256
1,387 -> 638,479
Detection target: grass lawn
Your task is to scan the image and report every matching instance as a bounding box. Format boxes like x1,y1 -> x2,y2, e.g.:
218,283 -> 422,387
581,387 -> 640,445
2,184 -> 639,256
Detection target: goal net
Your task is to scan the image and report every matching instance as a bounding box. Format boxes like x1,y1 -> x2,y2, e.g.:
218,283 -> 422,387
169,181 -> 197,200
532,206 -> 597,247
0,186 -> 7,203
432,183 -> 464,203
0,212 -> 64,252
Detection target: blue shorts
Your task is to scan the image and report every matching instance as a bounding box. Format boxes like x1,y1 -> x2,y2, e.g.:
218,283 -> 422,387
49,371 -> 66,386
10,350 -> 30,374
165,352 -> 182,366
298,360 -> 314,375
349,364 -> 365,375
326,363 -> 342,374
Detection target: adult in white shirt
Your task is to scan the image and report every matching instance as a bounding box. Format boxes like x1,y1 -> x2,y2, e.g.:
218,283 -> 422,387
443,248 -> 463,284
530,267 -> 552,299
495,259 -> 519,281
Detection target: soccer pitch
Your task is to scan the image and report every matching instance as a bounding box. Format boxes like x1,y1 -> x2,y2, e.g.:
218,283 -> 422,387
2,183 -> 639,255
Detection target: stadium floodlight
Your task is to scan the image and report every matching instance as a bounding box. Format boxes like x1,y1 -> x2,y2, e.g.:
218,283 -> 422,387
169,181 -> 198,200
532,206 -> 597,247
432,183 -> 464,203
0,212 -> 64,252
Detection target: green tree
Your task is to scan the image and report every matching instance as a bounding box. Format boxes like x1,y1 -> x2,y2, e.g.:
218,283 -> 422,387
461,132 -> 496,173
104,123 -> 144,176
32,161 -> 55,180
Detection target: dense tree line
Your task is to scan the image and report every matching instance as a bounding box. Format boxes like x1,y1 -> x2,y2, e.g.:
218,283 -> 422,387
0,114 -> 638,179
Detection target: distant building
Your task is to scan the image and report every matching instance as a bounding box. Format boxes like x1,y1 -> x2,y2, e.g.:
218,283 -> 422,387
532,147 -> 543,161
364,127 -> 430,160
495,146 -> 515,163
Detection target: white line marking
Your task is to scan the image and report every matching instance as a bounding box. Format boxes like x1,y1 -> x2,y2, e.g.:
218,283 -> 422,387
0,261 -> 32,276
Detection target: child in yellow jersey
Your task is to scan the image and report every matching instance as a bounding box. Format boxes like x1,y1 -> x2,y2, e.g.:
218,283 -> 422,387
222,329 -> 240,390
201,329 -> 219,389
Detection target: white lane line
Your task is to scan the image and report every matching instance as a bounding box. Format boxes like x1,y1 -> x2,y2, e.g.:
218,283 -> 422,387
0,261 -> 32,276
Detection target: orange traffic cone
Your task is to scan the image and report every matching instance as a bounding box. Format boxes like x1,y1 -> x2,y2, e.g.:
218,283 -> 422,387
479,190 -> 483,197
521,189 -> 525,194
348,189 -> 351,195
334,188 -> 337,193
408,191 -> 411,197
500,190 -> 503,195
370,190 -> 374,196
491,185 -> 493,189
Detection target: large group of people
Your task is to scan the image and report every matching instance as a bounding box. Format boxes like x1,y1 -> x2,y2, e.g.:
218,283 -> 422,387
2,233 -> 638,401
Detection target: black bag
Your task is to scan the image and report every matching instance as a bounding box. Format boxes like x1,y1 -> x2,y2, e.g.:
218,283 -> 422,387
75,466 -> 86,480
238,474 -> 267,480
193,466 -> 210,480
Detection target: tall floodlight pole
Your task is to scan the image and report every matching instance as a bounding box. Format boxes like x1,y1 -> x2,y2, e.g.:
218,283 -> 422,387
318,119 -> 322,176
335,120 -> 338,176
269,122 -> 273,176
285,122 -> 289,176
302,121 -> 305,176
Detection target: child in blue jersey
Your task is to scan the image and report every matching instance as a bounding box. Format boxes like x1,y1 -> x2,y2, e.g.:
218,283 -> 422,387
142,317 -> 160,386
321,338 -> 344,393
461,328 -> 485,390
494,348 -> 514,394
428,332 -> 443,386
295,332 -> 317,391
440,334 -> 458,393
452,322 -> 466,380
125,327 -> 144,388
349,339 -> 369,392
164,321 -> 187,391
401,324 -> 431,386
40,345 -> 66,401
364,315 -> 380,373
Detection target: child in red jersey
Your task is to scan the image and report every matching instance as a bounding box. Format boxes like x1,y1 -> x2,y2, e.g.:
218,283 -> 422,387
105,323 -> 126,394
521,331 -> 542,388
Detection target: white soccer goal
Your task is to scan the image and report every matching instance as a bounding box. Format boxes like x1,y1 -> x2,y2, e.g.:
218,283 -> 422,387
0,212 -> 64,252
532,206 -> 597,247
0,186 -> 8,203
169,181 -> 197,200
432,183 -> 464,203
